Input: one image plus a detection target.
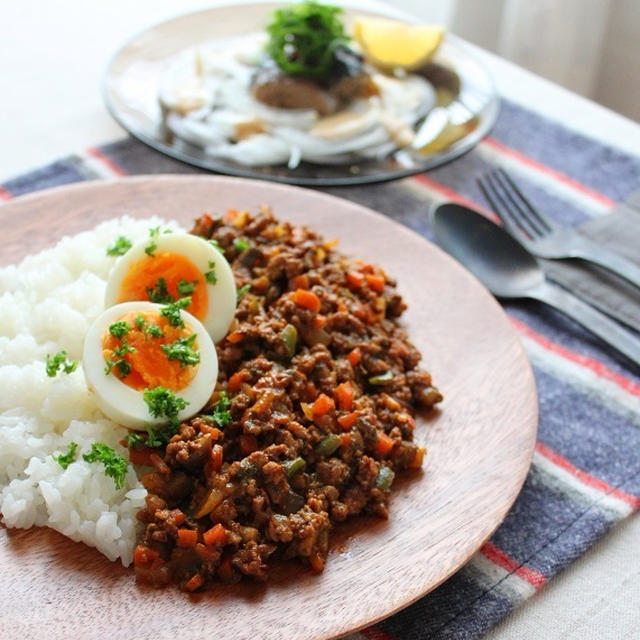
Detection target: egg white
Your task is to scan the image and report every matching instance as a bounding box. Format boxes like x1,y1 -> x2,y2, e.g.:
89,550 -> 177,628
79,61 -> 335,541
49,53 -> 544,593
104,232 -> 237,343
83,301 -> 218,431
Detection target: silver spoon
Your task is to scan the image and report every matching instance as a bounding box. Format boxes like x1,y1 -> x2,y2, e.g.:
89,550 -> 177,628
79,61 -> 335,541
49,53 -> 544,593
431,202 -> 640,366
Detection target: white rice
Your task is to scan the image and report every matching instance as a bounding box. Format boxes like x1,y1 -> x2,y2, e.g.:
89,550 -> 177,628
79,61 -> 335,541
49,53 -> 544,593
0,215 -> 182,566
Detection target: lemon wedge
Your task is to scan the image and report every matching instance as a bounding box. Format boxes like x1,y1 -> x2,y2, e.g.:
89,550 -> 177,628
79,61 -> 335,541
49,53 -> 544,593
352,17 -> 445,71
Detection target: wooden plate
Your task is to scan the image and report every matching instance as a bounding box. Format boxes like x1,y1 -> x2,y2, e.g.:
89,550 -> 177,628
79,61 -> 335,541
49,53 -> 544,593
0,176 -> 537,640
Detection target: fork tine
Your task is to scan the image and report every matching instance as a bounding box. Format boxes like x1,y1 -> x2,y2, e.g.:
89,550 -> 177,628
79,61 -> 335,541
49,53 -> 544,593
495,169 -> 555,234
477,172 -> 538,239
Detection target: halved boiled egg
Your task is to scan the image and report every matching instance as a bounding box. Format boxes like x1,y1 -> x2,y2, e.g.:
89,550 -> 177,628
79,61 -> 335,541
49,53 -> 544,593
104,231 -> 236,343
83,301 -> 218,430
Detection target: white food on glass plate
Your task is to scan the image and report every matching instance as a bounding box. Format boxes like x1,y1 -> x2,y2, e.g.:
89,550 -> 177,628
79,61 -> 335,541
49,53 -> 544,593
159,34 -> 436,168
83,301 -> 218,431
105,231 -> 237,343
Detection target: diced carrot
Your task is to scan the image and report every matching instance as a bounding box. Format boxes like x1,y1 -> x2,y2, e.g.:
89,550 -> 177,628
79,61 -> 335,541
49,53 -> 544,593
218,554 -> 234,581
227,370 -> 249,391
225,208 -> 238,221
347,348 -> 361,366
226,330 -> 245,344
375,432 -> 395,457
366,274 -> 385,292
365,306 -> 379,324
290,274 -> 309,290
293,289 -> 321,313
313,314 -> 327,329
346,271 -> 364,289
177,528 -> 198,548
312,393 -> 335,417
210,444 -> 223,471
340,432 -> 353,448
309,553 -> 325,572
128,446 -> 156,467
359,263 -> 374,274
337,301 -> 348,313
409,446 -> 427,469
334,382 -> 354,411
337,411 -> 359,431
195,542 -> 218,563
134,544 -> 159,568
199,424 -> 223,440
170,509 -> 186,526
184,573 -> 204,592
203,523 -> 227,547
239,433 -> 258,455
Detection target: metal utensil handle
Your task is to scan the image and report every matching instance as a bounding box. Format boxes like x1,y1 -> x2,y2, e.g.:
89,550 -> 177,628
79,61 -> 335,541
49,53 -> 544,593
574,237 -> 640,289
534,282 -> 640,366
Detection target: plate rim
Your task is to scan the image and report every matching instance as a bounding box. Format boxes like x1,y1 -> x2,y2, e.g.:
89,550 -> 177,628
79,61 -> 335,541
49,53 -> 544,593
0,174 -> 538,639
101,1 -> 500,187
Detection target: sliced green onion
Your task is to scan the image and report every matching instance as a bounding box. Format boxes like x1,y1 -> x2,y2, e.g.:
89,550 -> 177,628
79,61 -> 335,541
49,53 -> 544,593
315,434 -> 341,457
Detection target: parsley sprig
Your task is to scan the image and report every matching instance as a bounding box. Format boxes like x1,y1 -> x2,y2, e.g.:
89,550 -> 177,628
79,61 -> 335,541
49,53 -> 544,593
161,297 -> 191,328
53,441 -> 78,469
45,351 -> 78,377
109,321 -> 130,339
104,339 -> 136,378
205,261 -> 217,285
83,442 -> 129,490
203,391 -> 232,427
106,236 -> 132,256
143,385 -> 189,422
161,333 -> 200,367
146,277 -> 174,304
177,278 -> 198,295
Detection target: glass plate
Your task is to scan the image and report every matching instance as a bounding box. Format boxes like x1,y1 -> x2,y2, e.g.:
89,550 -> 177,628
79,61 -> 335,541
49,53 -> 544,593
104,2 -> 499,186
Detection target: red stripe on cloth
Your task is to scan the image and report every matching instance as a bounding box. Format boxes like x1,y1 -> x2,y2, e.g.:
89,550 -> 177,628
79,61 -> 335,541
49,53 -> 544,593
85,147 -> 127,176
536,441 -> 640,510
482,137 -> 617,209
511,316 -> 640,398
480,541 -> 547,590
0,186 -> 12,200
361,626 -> 397,640
412,174 -> 498,221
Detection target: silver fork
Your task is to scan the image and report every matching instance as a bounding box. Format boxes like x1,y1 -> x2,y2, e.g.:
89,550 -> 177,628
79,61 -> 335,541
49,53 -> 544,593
477,168 -> 640,290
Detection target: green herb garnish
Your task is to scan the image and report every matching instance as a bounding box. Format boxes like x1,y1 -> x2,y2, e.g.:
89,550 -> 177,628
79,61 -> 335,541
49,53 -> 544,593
134,313 -> 164,338
146,277 -> 174,304
266,1 -> 348,77
161,333 -> 200,367
54,441 -> 78,469
233,237 -> 250,252
105,339 -> 136,378
83,442 -> 129,490
144,226 -> 162,256
236,284 -> 251,302
177,278 -> 198,295
109,321 -> 130,339
203,391 -> 231,427
135,314 -> 146,330
143,385 -> 189,421
160,297 -> 191,328
106,236 -> 132,256
208,239 -> 224,253
45,350 -> 78,377
205,261 -> 217,285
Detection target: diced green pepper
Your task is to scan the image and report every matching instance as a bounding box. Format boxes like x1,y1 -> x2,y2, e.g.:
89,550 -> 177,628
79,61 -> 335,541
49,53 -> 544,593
279,324 -> 298,359
315,434 -> 341,456
282,457 -> 306,478
369,370 -> 393,385
375,465 -> 395,490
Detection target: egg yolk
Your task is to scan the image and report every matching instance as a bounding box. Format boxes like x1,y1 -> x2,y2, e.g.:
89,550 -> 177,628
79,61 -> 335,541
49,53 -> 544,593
116,252 -> 208,321
102,310 -> 198,392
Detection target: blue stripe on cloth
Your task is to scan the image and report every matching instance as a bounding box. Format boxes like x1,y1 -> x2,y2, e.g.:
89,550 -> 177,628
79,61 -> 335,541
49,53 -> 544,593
488,466 -> 616,575
376,569 -> 514,640
491,100 -> 640,202
2,159 -> 87,197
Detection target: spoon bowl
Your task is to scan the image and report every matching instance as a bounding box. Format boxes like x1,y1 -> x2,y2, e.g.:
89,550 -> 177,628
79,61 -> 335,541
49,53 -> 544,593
431,203 -> 544,298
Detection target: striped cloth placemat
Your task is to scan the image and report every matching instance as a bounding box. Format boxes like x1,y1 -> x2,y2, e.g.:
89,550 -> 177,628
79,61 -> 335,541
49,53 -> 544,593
2,99 -> 640,639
